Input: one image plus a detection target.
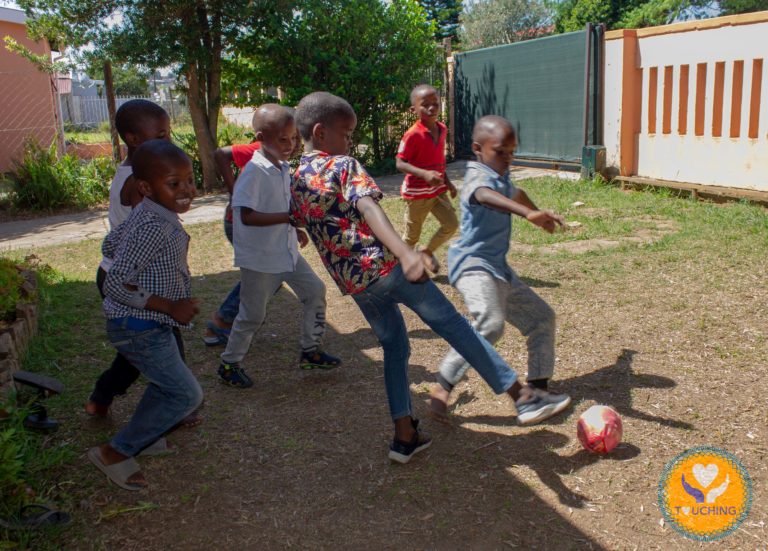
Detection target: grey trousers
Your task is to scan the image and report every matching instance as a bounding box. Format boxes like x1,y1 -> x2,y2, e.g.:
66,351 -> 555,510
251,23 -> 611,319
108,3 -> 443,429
438,269 -> 556,387
221,255 -> 327,364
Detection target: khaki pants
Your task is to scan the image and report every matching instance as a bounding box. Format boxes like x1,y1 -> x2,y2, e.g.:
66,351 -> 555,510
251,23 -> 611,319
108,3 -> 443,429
402,192 -> 458,252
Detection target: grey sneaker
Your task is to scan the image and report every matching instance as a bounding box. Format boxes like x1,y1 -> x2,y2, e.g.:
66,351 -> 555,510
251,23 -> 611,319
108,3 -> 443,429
516,389 -> 571,425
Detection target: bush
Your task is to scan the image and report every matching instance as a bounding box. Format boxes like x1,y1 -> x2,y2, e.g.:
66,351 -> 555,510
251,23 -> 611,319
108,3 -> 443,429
173,123 -> 254,191
0,258 -> 23,322
5,140 -> 116,210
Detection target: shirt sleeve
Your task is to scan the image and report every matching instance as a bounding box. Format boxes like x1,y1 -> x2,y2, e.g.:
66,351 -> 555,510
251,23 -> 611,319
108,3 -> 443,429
231,142 -> 261,169
463,171 -> 497,205
340,157 -> 383,205
103,219 -> 167,309
395,130 -> 414,161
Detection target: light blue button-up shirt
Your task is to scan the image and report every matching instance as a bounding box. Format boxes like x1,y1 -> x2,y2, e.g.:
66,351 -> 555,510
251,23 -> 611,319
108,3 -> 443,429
447,161 -> 518,285
232,150 -> 298,273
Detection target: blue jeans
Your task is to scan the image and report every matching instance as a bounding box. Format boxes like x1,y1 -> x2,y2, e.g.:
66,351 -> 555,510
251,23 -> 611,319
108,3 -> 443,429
217,219 -> 240,324
351,265 -> 517,421
107,318 -> 203,457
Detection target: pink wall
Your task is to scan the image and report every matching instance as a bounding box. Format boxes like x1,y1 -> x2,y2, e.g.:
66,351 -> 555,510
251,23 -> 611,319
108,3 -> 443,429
0,16 -> 58,174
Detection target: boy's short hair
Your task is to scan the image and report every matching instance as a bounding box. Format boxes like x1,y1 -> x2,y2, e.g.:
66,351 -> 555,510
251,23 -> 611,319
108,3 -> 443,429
251,103 -> 294,134
295,92 -> 356,141
132,140 -> 190,182
410,84 -> 439,105
472,115 -> 517,144
115,99 -> 169,141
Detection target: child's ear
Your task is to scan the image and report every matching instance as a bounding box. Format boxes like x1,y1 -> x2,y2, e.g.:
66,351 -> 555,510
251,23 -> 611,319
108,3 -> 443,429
254,130 -> 264,142
311,123 -> 323,142
471,141 -> 482,156
408,105 -> 417,114
124,132 -> 140,149
136,178 -> 153,198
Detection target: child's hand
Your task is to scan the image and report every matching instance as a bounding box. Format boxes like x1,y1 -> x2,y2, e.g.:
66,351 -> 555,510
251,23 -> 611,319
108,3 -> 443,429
446,181 -> 457,198
424,170 -> 444,186
526,210 -> 565,234
297,229 -> 309,248
400,249 -> 428,283
168,298 -> 200,324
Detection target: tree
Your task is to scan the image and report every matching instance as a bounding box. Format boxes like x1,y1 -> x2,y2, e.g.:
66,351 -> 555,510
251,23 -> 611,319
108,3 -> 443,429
719,0 -> 768,14
419,0 -> 463,41
86,62 -> 151,97
460,0 -> 553,50
229,0 -> 440,163
553,0 -> 714,32
17,0 -> 290,191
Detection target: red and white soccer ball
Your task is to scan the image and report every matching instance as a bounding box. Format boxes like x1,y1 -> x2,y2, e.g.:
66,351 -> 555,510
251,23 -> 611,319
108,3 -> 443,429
576,405 -> 623,454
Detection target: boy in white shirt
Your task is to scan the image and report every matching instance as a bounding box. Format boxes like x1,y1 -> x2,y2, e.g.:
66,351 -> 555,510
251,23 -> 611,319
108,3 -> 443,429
218,104 -> 341,388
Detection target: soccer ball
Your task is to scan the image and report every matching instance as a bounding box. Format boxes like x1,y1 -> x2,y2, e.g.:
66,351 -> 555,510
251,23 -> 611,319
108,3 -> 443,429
577,405 -> 623,454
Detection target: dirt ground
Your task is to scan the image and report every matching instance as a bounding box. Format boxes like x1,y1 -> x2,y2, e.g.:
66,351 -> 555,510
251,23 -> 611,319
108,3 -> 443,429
11,178 -> 768,550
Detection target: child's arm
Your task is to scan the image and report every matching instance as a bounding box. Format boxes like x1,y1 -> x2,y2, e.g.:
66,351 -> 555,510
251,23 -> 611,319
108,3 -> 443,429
214,146 -> 236,195
240,207 -> 290,226
357,196 -> 427,283
474,187 -> 564,234
395,158 -> 444,187
120,175 -> 143,208
444,172 -> 457,198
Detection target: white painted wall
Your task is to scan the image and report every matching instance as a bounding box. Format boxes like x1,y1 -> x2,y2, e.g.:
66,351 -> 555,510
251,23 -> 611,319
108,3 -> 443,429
604,39 -> 624,171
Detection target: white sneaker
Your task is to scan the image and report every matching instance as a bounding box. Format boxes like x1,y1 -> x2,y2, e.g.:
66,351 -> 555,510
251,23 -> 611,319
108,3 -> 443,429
516,390 -> 571,425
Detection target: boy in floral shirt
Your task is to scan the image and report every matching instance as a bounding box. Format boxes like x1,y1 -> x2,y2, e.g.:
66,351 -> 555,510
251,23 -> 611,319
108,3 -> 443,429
292,92 -> 568,464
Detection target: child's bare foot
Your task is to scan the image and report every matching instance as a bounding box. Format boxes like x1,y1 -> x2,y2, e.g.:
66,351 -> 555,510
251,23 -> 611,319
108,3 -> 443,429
429,385 -> 451,424
96,444 -> 147,488
85,401 -> 109,417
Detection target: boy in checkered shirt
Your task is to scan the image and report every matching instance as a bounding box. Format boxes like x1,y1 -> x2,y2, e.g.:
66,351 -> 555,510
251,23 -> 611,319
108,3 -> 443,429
88,140 -> 202,491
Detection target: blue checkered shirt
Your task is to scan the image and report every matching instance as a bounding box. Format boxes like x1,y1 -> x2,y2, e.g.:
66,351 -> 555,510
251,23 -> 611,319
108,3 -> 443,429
102,198 -> 191,328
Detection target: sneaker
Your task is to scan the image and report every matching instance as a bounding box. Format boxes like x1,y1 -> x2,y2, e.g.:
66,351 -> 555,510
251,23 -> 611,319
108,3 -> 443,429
218,362 -> 253,388
299,350 -> 342,370
388,418 -> 432,464
515,389 -> 571,425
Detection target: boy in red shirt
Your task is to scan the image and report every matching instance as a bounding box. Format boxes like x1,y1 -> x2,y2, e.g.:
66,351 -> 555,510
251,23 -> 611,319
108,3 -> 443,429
396,84 -> 458,273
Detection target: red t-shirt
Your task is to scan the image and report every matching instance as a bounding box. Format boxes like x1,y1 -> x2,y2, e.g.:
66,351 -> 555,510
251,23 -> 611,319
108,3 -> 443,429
231,141 -> 261,169
225,142 -> 261,223
396,120 -> 447,200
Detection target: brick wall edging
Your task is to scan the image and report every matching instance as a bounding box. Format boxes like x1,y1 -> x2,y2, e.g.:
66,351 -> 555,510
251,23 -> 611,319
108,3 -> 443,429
0,269 -> 39,391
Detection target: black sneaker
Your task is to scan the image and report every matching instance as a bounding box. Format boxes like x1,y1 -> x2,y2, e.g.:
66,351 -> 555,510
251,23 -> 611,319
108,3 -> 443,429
218,362 -> 253,388
299,350 -> 342,370
388,418 -> 432,464
515,389 -> 571,425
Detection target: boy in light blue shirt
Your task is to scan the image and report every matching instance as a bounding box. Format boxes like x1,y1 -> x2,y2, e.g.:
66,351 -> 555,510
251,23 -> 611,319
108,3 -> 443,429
217,104 -> 340,388
431,115 -> 572,421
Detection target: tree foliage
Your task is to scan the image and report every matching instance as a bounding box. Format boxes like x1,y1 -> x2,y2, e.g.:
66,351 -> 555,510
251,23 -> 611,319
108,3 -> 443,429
460,0 -> 553,50
226,0 -> 441,165
553,0 -> 715,32
419,0 -> 463,41
719,0 -> 768,14
86,61 -> 150,96
17,0 -> 290,191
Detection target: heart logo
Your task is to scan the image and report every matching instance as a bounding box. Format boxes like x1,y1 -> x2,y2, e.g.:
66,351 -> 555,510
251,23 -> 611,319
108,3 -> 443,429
682,507 -> 691,515
693,463 -> 718,488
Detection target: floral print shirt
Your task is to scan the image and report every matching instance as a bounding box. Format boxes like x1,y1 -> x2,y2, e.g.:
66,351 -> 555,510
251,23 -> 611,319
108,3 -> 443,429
291,151 -> 398,295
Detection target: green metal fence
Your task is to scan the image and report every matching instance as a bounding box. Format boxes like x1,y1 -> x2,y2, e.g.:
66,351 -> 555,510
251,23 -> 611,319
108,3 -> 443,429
454,28 -> 601,164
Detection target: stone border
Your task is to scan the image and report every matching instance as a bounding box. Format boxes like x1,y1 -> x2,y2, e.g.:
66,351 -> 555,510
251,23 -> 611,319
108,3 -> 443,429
0,269 -> 38,390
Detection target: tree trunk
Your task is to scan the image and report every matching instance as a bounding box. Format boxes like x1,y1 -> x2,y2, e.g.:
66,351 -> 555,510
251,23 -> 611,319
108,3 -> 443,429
186,63 -> 218,193
103,60 -> 122,164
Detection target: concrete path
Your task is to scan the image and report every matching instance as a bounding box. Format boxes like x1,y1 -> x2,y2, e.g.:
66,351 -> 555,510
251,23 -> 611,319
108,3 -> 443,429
0,162 -> 577,251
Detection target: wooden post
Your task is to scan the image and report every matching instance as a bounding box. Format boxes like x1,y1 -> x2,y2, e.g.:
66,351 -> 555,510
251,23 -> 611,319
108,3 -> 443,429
103,60 -> 122,164
443,37 -> 455,160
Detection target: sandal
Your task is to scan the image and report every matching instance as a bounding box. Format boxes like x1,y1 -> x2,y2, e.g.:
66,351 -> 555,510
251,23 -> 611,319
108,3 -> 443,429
88,447 -> 145,491
0,504 -> 71,530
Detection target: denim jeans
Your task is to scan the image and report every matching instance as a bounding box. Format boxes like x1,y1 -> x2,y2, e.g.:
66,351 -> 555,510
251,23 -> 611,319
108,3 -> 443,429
91,268 -> 186,406
351,264 -> 517,421
217,219 -> 241,324
107,318 -> 203,457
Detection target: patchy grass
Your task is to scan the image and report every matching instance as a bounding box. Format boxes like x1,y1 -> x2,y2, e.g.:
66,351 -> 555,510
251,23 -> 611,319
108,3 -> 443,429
3,177 -> 768,549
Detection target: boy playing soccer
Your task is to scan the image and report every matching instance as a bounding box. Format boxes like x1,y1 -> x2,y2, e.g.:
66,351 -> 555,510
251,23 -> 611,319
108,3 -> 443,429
88,140 -> 202,490
430,115 -> 572,419
86,99 -> 173,417
396,84 -> 458,273
217,104 -> 340,388
292,92 -> 569,464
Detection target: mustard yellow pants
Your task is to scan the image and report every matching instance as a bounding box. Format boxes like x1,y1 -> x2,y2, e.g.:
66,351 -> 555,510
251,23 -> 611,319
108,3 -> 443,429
401,192 -> 458,252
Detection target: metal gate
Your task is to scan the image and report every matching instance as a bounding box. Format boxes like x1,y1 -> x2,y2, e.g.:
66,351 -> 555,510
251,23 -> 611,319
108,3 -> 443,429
453,27 -> 603,165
